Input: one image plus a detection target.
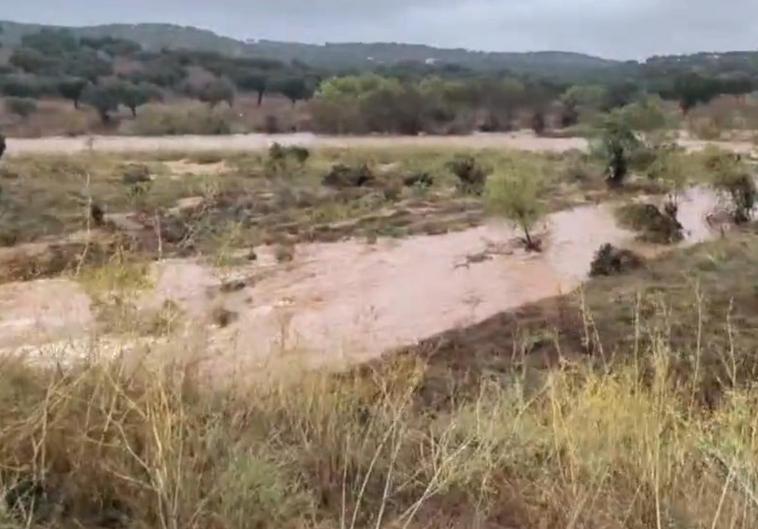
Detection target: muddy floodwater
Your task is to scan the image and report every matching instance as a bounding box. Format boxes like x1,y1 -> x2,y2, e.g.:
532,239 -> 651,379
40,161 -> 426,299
0,187 -> 724,372
4,131 -> 756,156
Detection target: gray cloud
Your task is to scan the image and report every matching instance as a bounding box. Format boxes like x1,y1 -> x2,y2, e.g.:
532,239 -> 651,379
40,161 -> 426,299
1,0 -> 756,59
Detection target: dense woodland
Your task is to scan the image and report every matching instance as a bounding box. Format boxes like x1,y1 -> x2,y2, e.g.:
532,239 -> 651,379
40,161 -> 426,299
1,21 -> 758,136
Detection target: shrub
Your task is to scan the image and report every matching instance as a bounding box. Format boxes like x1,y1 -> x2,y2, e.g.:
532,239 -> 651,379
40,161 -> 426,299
266,143 -> 310,176
322,163 -> 374,188
647,151 -> 688,216
531,111 -> 547,135
589,243 -> 643,276
127,104 -> 232,135
447,155 -> 488,194
485,165 -> 545,251
274,243 -> 295,263
711,159 -> 756,224
121,164 -> 152,185
615,203 -> 683,244
595,115 -> 641,187
4,97 -> 37,117
197,78 -> 235,108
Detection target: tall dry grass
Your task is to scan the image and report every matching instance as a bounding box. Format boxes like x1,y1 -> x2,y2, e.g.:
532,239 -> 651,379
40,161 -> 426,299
0,298 -> 757,528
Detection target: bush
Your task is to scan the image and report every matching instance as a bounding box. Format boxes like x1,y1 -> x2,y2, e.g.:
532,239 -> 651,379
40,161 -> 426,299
265,143 -> 310,175
589,243 -> 643,276
322,163 -> 375,188
121,164 -> 152,185
615,203 -> 683,244
4,97 -> 37,117
127,104 -> 233,135
447,155 -> 489,194
710,157 -> 756,224
595,115 -> 641,187
485,165 -> 545,251
197,78 -> 235,108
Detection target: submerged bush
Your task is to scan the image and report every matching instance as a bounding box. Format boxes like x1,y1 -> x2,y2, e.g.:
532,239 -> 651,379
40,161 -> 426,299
709,152 -> 756,224
616,202 -> 683,244
590,243 -> 643,276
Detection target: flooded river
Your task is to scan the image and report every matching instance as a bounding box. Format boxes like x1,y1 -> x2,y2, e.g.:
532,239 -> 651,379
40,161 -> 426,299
4,131 -> 756,156
0,187 -> 723,372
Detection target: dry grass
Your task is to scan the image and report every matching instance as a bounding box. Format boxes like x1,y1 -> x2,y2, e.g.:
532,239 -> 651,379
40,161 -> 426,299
0,305 -> 757,528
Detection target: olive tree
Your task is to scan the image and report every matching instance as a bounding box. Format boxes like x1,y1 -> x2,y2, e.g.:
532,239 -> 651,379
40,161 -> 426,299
117,82 -> 159,117
82,83 -> 122,123
198,78 -> 235,108
485,165 -> 545,251
272,77 -> 312,106
58,78 -> 88,109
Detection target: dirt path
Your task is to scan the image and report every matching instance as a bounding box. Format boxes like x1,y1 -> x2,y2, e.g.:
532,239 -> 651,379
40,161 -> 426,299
4,131 -> 755,156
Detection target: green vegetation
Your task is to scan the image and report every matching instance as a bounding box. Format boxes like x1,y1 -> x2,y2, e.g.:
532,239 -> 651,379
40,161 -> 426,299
2,23 -> 758,138
485,163 -> 545,250
707,150 -> 757,224
4,96 -> 36,117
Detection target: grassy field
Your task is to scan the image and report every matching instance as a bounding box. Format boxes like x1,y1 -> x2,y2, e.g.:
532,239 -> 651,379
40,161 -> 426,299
0,142 -> 757,528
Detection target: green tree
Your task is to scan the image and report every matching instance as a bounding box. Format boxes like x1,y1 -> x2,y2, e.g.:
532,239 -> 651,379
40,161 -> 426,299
272,77 -> 312,105
117,82 -> 158,117
235,72 -> 267,106
64,51 -> 113,82
80,36 -> 141,56
596,115 -> 640,187
58,78 -> 88,109
198,78 -> 235,108
82,83 -> 122,123
647,150 -> 688,218
9,47 -> 55,74
21,29 -> 78,56
485,166 -> 545,251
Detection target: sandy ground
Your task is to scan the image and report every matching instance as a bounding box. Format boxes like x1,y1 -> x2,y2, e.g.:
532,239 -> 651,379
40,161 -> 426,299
4,131 -> 756,156
0,187 -> 722,375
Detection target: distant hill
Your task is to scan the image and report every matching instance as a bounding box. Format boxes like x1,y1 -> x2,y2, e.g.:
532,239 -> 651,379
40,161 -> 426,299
0,20 -> 617,78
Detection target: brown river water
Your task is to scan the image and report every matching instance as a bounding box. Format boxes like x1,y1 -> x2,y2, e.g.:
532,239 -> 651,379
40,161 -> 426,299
0,187 -> 723,372
5,131 -> 756,156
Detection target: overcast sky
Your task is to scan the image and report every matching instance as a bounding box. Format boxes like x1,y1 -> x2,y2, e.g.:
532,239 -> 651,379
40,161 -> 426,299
1,0 -> 756,60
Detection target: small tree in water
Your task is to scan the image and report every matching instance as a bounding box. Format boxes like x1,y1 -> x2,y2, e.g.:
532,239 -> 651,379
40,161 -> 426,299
709,152 -> 756,224
647,150 -> 688,219
485,165 -> 545,251
597,115 -> 640,187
